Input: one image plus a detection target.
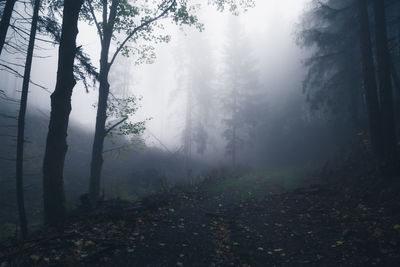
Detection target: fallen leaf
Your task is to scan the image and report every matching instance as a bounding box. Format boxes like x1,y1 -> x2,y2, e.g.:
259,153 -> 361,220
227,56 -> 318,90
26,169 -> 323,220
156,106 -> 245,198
30,255 -> 40,261
374,228 -> 383,237
85,240 -> 95,246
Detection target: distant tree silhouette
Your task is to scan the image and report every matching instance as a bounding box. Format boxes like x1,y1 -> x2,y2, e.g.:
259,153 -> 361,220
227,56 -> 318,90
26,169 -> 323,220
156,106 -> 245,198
372,0 -> 398,174
220,18 -> 260,168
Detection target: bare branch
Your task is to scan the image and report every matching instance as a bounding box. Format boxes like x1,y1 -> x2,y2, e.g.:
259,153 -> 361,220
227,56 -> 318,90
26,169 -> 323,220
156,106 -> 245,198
0,63 -> 50,93
0,113 -> 16,119
10,24 -> 57,44
87,1 -> 103,43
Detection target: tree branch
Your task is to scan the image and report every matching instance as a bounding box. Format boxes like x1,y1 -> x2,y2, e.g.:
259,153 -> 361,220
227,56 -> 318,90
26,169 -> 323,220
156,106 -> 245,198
109,0 -> 176,67
0,63 -> 50,93
102,0 -> 108,32
87,1 -> 103,43
104,116 -> 128,136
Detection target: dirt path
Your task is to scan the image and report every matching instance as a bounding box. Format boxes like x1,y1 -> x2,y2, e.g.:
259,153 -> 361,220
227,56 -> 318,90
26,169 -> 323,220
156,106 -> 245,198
1,181 -> 400,266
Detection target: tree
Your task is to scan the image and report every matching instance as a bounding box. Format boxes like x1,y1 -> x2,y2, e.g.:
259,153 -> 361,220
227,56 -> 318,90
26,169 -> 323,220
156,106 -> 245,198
357,0 -> 382,158
84,0 -> 254,204
220,17 -> 260,168
296,0 -> 364,130
0,0 -> 17,55
85,0 -> 201,204
15,0 -> 41,238
172,30 -> 216,173
298,0 -> 399,174
372,0 -> 398,173
42,0 -> 84,225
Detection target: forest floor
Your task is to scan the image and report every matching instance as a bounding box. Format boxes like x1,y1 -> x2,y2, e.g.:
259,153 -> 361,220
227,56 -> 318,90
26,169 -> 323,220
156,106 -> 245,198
1,171 -> 400,266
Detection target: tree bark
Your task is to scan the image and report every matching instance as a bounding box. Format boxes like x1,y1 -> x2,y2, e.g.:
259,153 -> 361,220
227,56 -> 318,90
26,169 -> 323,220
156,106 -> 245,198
88,0 -> 119,205
357,0 -> 382,158
88,23 -> 112,205
16,0 -> 40,239
88,63 -> 110,205
0,0 -> 17,55
373,0 -> 398,174
42,0 -> 83,225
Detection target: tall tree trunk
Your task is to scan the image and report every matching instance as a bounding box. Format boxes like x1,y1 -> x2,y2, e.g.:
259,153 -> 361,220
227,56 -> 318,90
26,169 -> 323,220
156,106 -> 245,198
88,65 -> 109,205
373,0 -> 398,174
88,33 -> 112,205
0,0 -> 17,55
88,0 -> 120,205
232,86 -> 237,169
16,0 -> 40,239
357,0 -> 382,158
42,0 -> 83,225
184,78 -> 193,177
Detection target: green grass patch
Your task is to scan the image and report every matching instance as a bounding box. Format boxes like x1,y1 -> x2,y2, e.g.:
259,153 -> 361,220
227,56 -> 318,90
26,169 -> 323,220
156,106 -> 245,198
204,168 -> 317,201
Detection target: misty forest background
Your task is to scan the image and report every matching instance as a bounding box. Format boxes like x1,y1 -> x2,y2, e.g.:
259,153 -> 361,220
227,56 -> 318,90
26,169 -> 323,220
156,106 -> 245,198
0,0 -> 400,251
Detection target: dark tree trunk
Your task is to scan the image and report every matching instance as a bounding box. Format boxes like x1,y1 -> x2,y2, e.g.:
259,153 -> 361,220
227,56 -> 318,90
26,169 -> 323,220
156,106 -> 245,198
16,0 -> 40,239
88,64 -> 110,205
0,0 -> 17,55
88,0 -> 120,205
88,32 -> 112,205
373,0 -> 398,174
357,0 -> 383,158
42,0 -> 83,225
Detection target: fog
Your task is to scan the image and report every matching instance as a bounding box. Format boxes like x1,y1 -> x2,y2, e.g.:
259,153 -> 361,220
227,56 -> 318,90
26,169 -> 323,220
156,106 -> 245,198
4,0 -> 308,151
0,0 -> 344,222
3,1 -> 400,260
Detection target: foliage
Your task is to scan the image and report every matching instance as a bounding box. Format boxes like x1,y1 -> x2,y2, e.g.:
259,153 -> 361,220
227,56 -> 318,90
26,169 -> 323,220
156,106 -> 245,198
102,95 -> 149,139
37,1 -> 99,92
80,0 -> 202,68
296,0 -> 363,124
209,0 -> 255,15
